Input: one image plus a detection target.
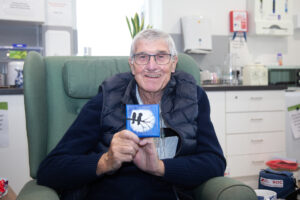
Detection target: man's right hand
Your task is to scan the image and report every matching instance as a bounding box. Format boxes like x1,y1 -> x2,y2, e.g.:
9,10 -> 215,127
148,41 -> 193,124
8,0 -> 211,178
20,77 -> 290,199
96,130 -> 140,175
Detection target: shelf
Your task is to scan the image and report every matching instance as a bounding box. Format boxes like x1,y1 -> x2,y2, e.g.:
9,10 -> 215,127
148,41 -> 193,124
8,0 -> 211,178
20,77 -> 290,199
0,46 -> 43,63
0,46 -> 43,51
267,65 -> 300,69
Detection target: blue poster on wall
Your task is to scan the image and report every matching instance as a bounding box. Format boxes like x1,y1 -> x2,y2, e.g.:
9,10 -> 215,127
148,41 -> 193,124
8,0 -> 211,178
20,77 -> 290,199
126,104 -> 160,138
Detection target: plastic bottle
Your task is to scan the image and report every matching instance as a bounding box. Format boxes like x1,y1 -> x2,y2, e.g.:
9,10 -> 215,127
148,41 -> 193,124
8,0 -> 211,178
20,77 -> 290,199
277,53 -> 283,66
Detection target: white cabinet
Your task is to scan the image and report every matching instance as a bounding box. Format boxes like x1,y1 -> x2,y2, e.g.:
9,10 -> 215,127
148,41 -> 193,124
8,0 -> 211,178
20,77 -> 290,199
0,94 -> 30,194
207,89 -> 286,188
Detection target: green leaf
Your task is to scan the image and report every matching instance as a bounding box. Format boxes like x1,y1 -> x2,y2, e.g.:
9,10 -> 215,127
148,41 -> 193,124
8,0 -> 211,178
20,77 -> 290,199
126,12 -> 153,39
134,13 -> 139,34
131,17 -> 137,38
126,16 -> 133,38
140,15 -> 145,31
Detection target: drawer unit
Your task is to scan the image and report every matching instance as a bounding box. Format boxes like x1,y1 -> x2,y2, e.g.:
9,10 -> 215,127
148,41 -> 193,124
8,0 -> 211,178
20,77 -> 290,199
226,91 -> 285,112
226,111 -> 285,134
227,152 -> 285,177
227,132 -> 285,155
207,89 -> 286,186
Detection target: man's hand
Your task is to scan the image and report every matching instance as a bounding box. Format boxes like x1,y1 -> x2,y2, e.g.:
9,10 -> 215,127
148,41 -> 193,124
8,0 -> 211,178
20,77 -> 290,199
96,130 -> 140,175
133,138 -> 165,176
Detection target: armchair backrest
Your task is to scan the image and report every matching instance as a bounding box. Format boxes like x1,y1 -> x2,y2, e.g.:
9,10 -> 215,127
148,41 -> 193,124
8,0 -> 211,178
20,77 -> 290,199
23,51 -> 201,178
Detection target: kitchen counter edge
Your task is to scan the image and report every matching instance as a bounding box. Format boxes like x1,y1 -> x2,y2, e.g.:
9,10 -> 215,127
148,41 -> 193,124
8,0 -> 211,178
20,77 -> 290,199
0,85 -> 288,95
202,85 -> 287,91
0,88 -> 24,95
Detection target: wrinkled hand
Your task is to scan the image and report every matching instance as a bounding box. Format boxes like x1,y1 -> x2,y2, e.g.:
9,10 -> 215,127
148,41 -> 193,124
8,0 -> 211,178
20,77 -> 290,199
96,130 -> 139,175
133,138 -> 165,176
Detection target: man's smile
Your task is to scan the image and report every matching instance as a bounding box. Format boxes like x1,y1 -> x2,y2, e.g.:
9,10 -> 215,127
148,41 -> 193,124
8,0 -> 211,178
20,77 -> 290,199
144,73 -> 161,78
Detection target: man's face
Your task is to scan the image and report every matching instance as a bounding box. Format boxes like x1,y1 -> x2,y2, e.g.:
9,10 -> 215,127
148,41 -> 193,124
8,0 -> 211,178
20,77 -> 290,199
129,39 -> 178,95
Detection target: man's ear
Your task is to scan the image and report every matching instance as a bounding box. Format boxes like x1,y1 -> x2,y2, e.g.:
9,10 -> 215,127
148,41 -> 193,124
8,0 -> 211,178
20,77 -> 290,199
128,58 -> 136,75
171,56 -> 178,73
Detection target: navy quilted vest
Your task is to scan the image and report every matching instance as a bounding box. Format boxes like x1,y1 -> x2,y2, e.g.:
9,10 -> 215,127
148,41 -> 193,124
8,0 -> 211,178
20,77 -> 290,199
99,71 -> 198,156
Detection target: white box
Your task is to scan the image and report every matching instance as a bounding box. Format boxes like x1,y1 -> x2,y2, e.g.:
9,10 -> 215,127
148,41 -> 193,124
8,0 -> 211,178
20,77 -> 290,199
0,0 -> 45,23
181,16 -> 212,54
247,0 -> 294,36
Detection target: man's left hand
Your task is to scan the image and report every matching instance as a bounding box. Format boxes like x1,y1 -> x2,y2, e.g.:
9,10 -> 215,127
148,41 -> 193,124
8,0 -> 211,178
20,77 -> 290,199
133,138 -> 165,176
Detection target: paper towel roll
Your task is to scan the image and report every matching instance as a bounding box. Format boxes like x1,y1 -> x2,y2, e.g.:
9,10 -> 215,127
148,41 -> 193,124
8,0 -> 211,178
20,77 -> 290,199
7,61 -> 24,86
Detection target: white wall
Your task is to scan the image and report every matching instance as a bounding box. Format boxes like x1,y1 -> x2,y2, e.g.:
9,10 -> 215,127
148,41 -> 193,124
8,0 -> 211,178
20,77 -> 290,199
150,0 -> 246,35
148,0 -> 300,65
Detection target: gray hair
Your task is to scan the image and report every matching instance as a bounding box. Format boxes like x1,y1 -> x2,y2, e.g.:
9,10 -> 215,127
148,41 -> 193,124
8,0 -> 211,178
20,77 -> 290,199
129,29 -> 178,61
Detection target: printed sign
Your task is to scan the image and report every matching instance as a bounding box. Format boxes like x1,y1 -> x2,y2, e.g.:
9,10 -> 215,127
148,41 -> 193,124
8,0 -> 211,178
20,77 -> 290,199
260,177 -> 284,188
126,104 -> 160,138
0,102 -> 9,147
288,104 -> 300,139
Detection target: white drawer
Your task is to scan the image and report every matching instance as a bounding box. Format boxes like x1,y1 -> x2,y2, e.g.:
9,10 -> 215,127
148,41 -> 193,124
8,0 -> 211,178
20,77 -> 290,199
227,152 -> 285,177
226,91 -> 285,112
226,111 -> 285,134
227,132 -> 285,156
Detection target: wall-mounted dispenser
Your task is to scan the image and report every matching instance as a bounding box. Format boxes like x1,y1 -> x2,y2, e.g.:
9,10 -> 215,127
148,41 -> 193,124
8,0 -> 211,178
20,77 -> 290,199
247,0 -> 294,36
181,16 -> 212,54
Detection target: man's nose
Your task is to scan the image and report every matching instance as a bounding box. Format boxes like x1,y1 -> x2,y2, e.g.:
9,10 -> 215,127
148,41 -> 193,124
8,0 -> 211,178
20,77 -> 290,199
146,55 -> 158,70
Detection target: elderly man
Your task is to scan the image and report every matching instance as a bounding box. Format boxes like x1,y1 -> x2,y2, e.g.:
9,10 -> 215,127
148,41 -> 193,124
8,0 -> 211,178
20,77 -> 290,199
37,29 -> 226,200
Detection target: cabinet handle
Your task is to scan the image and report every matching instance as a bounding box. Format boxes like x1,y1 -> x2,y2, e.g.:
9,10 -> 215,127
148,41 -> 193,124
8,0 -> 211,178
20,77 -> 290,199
250,97 -> 263,100
252,160 -> 265,164
251,139 -> 264,143
250,118 -> 263,121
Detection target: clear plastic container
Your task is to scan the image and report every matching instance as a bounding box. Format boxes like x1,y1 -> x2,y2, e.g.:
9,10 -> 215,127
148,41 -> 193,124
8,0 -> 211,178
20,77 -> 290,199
222,53 -> 239,85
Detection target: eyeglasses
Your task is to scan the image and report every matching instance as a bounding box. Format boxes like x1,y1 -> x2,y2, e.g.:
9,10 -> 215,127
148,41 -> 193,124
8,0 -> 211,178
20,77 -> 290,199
133,53 -> 172,65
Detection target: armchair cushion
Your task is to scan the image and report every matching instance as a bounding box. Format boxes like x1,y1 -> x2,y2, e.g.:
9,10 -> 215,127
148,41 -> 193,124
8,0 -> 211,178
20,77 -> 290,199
63,57 -> 130,98
62,54 -> 201,99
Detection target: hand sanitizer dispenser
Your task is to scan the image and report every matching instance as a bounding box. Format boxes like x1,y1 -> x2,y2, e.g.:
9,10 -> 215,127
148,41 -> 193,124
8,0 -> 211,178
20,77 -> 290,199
247,0 -> 294,35
181,16 -> 212,54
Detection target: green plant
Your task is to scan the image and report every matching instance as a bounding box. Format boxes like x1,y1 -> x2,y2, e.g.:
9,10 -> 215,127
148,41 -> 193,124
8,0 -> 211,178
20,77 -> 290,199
126,13 -> 152,39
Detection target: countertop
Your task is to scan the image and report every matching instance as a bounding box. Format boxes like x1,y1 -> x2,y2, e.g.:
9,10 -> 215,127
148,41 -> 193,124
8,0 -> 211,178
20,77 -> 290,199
0,85 -> 288,95
202,84 -> 287,91
0,88 -> 24,95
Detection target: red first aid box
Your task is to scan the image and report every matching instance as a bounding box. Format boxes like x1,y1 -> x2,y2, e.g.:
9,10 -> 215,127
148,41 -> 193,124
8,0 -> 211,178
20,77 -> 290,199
230,10 -> 248,32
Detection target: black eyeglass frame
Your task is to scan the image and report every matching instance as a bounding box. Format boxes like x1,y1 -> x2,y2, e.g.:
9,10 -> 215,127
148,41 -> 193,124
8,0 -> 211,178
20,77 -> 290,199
133,53 -> 173,65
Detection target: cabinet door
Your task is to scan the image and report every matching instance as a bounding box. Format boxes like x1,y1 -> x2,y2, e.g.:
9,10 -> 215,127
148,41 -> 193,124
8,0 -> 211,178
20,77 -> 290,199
206,91 -> 226,152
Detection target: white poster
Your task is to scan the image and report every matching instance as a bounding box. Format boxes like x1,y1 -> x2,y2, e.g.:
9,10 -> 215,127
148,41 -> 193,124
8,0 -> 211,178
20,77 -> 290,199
0,102 -> 9,147
288,104 -> 300,139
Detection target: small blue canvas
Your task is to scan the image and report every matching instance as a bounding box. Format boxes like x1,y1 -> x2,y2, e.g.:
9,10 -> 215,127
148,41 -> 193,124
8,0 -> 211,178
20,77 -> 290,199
126,104 -> 160,138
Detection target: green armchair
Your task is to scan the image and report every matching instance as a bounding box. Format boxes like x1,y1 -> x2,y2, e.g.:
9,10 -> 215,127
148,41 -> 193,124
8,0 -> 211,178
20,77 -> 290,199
17,51 -> 257,200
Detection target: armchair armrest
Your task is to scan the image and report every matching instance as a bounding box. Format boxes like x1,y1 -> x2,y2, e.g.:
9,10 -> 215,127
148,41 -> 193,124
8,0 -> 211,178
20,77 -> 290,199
194,177 -> 257,200
17,180 -> 59,200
